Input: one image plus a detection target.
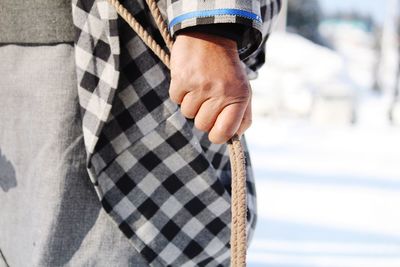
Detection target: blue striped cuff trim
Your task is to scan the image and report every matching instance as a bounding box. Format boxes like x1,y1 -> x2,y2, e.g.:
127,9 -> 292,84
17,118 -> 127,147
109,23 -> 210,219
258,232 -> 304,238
169,9 -> 262,30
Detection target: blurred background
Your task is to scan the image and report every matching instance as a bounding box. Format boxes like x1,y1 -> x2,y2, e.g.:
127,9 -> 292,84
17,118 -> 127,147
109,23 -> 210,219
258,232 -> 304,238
247,0 -> 400,266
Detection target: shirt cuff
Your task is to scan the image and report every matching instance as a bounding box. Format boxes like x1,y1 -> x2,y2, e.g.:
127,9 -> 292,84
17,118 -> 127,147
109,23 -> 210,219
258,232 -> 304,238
167,1 -> 263,59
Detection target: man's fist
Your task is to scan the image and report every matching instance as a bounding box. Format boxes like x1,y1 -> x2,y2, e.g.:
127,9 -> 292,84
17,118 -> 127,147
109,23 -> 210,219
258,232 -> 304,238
169,32 -> 252,144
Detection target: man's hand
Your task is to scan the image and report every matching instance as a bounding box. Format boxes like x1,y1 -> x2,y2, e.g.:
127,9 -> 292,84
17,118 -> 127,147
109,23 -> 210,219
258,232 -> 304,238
169,32 -> 252,144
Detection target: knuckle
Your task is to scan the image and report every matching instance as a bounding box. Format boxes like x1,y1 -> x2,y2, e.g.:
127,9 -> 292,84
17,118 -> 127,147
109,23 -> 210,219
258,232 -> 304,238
180,93 -> 198,119
214,79 -> 230,94
213,77 -> 226,87
196,74 -> 211,86
218,83 -> 251,104
170,68 -> 184,82
209,136 -> 223,144
180,105 -> 195,119
169,83 -> 185,104
194,118 -> 212,132
170,71 -> 185,87
209,131 -> 229,144
235,87 -> 251,102
243,117 -> 252,129
169,91 -> 181,104
216,127 -> 234,142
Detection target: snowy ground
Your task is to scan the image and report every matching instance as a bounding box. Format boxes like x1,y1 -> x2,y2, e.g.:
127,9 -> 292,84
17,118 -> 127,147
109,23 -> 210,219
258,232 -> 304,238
246,95 -> 400,267
243,25 -> 400,266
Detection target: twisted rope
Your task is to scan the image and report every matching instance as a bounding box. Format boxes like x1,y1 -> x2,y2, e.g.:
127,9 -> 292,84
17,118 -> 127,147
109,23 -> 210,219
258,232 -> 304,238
144,0 -> 174,50
108,0 -> 170,67
107,0 -> 248,265
228,136 -> 247,267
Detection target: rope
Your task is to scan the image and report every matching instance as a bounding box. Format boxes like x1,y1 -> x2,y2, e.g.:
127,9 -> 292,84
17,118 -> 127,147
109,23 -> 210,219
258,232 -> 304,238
144,0 -> 174,50
228,136 -> 247,267
108,0 -> 170,67
107,0 -> 248,265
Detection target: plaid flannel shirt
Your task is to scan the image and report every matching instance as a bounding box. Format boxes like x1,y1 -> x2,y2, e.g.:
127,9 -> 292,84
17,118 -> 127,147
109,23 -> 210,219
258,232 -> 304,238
72,0 -> 281,265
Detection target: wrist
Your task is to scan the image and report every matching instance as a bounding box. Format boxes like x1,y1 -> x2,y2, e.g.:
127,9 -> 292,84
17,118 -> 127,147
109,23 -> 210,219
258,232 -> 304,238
175,31 -> 238,51
175,24 -> 246,47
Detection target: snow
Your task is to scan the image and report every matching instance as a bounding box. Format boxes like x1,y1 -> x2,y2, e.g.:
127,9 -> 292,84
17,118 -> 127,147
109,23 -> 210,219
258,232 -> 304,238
250,32 -> 358,122
246,29 -> 400,267
246,113 -> 400,267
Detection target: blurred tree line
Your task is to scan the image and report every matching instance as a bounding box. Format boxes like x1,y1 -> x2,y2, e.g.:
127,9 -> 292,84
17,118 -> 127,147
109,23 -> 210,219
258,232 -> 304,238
286,0 -> 327,46
286,0 -> 377,45
389,12 -> 400,122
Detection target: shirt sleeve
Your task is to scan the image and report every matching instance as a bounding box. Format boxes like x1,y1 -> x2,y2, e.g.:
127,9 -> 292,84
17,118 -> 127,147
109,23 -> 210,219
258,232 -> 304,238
167,0 -> 282,59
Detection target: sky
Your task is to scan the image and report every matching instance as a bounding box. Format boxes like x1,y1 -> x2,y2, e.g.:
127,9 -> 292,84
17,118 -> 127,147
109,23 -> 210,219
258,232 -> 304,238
319,0 -> 389,25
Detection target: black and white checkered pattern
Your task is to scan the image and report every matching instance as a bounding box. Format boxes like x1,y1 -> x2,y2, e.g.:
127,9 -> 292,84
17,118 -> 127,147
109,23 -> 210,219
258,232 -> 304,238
166,0 -> 263,33
72,0 -> 281,265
